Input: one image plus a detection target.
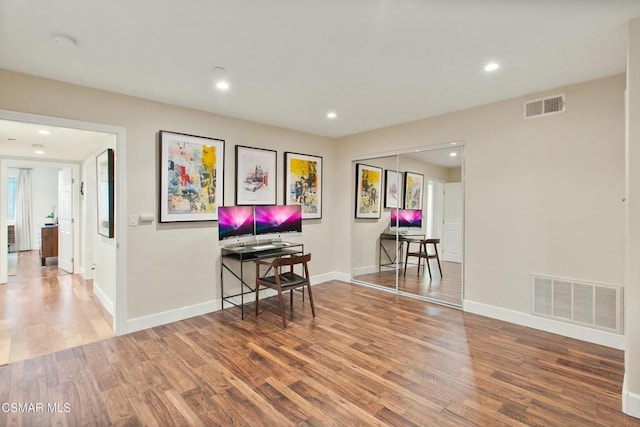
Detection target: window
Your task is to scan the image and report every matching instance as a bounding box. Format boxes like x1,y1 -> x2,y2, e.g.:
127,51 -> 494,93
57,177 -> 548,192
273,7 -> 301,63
7,177 -> 16,221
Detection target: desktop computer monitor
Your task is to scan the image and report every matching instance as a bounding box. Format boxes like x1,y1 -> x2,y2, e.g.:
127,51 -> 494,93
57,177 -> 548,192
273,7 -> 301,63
390,208 -> 423,229
254,205 -> 302,239
217,206 -> 255,243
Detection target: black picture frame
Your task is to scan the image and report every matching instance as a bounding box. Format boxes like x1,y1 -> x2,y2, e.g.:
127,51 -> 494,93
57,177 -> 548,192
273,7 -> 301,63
96,148 -> 115,238
158,130 -> 225,222
284,151 -> 323,219
235,145 -> 277,205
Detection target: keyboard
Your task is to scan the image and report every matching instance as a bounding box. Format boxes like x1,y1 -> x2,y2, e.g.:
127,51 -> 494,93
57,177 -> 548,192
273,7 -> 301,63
252,244 -> 276,250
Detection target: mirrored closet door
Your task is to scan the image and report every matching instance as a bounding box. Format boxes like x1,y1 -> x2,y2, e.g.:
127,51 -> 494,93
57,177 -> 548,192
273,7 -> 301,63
351,144 -> 464,308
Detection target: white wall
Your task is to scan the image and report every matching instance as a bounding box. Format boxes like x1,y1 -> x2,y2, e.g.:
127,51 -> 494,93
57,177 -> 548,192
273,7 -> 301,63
339,74 -> 625,316
624,17 -> 640,418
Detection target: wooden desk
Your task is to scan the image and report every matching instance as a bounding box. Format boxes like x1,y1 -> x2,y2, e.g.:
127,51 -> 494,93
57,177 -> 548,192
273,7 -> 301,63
220,242 -> 304,319
40,225 -> 58,266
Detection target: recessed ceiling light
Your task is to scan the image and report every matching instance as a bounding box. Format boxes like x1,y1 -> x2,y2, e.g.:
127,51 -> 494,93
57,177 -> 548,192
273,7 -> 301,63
484,62 -> 500,72
213,67 -> 230,91
326,112 -> 337,119
32,144 -> 45,154
450,152 -> 457,157
38,129 -> 50,135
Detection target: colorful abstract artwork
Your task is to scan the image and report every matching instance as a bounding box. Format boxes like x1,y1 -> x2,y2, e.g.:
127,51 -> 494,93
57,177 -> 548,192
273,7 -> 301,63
285,152 -> 322,219
403,171 -> 424,210
159,131 -> 224,222
355,163 -> 382,218
384,169 -> 402,209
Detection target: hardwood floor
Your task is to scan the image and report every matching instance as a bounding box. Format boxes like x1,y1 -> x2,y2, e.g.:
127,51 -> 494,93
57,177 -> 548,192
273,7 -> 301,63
355,260 -> 462,305
0,280 -> 637,426
0,250 -> 114,366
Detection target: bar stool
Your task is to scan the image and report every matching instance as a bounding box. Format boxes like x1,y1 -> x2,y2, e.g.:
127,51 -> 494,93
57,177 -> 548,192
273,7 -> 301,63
403,238 -> 443,278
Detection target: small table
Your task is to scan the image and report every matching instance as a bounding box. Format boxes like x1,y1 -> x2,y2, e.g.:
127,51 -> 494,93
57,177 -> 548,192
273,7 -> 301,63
220,242 -> 304,319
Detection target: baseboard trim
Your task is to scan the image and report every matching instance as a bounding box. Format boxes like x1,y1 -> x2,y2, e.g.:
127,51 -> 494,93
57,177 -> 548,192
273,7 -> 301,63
126,271 -> 343,334
623,374 -> 640,418
93,281 -> 114,317
464,299 -> 625,350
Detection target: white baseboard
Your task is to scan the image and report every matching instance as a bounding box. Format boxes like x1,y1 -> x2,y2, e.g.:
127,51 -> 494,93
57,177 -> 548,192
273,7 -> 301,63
464,299 -> 625,350
127,299 -> 221,334
332,271 -> 351,283
126,271 -> 343,334
93,281 -> 114,317
623,374 -> 640,419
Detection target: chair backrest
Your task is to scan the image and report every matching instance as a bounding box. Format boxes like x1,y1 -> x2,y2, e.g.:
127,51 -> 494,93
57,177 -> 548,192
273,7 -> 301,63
270,253 -> 311,268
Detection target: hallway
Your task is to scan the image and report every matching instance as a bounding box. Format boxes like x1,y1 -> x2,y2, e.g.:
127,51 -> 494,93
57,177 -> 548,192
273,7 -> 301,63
0,250 -> 113,365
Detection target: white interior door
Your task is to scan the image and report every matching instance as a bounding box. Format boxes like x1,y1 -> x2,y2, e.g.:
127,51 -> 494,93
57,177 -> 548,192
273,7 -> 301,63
442,182 -> 463,263
58,168 -> 74,273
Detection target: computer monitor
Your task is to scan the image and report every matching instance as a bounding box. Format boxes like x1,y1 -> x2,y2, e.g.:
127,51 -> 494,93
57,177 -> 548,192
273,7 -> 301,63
254,205 -> 302,240
217,206 -> 255,244
390,208 -> 423,229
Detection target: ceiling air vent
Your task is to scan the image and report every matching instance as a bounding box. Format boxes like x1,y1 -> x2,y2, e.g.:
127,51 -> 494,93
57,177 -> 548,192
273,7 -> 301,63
523,94 -> 565,119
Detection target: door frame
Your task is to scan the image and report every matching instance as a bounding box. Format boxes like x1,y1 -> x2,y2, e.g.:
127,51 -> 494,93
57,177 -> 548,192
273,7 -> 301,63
0,109 -> 128,335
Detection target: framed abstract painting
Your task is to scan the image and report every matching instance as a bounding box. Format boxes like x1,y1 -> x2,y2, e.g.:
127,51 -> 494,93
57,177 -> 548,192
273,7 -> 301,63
355,163 -> 382,219
235,145 -> 277,205
284,151 -> 322,219
159,130 -> 224,222
403,171 -> 424,210
384,169 -> 402,209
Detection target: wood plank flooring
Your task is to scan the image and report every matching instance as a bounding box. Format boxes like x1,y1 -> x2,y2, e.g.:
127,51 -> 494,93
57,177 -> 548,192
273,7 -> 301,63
1,280 -> 637,426
355,260 -> 462,305
0,250 -> 114,365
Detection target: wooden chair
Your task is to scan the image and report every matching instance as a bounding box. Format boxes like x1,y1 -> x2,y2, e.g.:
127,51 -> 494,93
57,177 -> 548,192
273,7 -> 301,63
403,238 -> 443,278
255,253 -> 315,327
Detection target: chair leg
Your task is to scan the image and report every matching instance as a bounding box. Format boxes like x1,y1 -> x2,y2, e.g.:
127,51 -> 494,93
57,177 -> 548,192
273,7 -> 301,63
426,256 -> 432,279
434,244 -> 443,276
277,289 -> 287,328
255,284 -> 260,316
290,289 -> 293,307
306,282 -> 316,317
403,246 -> 409,277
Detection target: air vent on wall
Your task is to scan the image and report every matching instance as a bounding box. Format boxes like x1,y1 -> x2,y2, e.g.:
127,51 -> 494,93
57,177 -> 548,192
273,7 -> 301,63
532,274 -> 622,334
523,94 -> 566,119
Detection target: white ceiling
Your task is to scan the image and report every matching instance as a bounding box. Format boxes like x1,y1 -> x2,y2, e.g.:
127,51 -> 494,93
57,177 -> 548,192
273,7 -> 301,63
0,120 -> 111,161
1,1 -> 639,140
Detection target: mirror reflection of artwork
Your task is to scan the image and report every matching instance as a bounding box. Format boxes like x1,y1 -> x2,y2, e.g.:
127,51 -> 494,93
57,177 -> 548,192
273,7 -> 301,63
235,145 -> 277,205
384,169 -> 402,208
285,152 -> 322,219
355,163 -> 382,218
160,131 -> 225,222
404,171 -> 424,210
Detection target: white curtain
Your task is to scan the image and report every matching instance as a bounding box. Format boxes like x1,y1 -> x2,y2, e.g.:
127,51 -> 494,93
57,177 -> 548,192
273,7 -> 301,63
15,169 -> 32,251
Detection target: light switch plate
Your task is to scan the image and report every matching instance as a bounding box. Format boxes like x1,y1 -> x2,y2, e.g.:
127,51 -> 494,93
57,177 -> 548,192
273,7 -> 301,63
129,214 -> 139,226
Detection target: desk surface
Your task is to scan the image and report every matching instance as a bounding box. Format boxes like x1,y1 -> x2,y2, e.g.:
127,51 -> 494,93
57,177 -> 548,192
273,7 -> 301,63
379,233 -> 425,241
221,242 -> 303,260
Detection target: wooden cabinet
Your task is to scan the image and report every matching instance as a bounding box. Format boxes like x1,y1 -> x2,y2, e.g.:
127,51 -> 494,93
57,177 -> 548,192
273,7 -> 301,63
40,225 -> 58,266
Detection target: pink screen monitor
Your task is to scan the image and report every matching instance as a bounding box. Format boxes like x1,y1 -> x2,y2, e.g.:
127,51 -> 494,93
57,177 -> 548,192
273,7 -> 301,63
391,208 -> 422,228
255,205 -> 302,236
218,206 -> 255,240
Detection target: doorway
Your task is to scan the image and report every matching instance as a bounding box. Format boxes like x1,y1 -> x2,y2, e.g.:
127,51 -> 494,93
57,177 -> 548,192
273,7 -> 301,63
0,109 -> 127,356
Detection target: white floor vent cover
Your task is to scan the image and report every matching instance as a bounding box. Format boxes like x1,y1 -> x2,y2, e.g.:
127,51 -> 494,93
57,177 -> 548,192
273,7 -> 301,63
532,274 -> 622,334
